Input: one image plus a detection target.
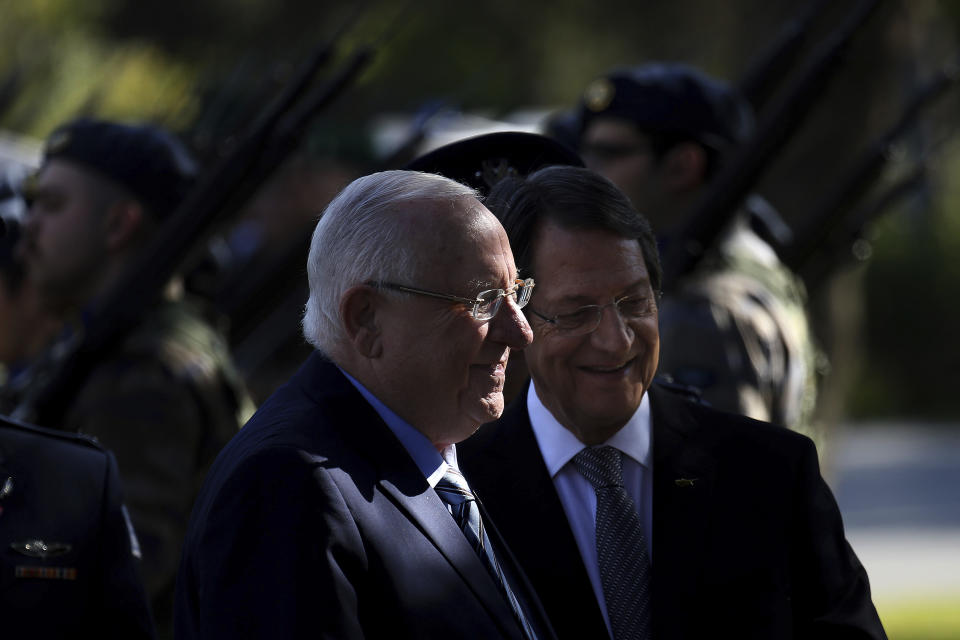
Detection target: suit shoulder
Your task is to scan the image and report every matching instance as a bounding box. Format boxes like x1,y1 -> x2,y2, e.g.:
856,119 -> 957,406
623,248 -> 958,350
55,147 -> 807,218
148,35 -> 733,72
651,384 -> 815,455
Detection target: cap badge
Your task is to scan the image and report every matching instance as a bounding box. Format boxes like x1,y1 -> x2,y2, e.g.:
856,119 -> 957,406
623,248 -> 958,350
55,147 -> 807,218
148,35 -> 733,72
44,129 -> 72,155
584,78 -> 616,112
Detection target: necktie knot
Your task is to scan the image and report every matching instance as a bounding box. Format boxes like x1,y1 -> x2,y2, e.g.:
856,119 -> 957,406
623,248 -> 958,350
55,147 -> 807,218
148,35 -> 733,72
573,445 -> 625,491
436,466 -> 475,508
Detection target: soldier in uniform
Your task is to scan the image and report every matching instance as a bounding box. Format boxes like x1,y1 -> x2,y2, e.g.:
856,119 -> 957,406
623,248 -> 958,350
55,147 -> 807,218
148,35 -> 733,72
11,118 -> 254,638
573,63 -> 821,444
0,414 -> 155,638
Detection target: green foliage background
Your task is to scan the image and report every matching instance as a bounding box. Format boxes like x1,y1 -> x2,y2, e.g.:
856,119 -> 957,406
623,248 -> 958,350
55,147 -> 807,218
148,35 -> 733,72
2,0 -> 959,421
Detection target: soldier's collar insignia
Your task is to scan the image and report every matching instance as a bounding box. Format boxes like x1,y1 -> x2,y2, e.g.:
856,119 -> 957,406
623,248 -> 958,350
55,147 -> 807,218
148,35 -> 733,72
10,539 -> 73,558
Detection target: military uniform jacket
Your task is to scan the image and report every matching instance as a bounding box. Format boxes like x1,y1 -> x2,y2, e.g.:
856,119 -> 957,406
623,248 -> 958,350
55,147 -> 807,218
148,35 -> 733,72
176,352 -> 555,640
0,417 -> 154,639
659,215 -> 819,442
460,383 -> 886,639
61,295 -> 253,635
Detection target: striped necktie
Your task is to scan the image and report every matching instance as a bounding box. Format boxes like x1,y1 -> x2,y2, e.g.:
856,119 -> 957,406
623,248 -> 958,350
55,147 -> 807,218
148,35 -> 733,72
436,465 -> 537,640
573,446 -> 652,640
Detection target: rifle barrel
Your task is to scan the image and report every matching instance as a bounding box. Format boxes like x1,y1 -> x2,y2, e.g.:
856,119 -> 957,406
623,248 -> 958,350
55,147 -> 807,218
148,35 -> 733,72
785,58 -> 960,271
660,0 -> 883,288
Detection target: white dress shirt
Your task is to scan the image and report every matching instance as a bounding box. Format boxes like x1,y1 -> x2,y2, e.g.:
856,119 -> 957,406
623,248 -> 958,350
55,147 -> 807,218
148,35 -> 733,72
527,382 -> 653,637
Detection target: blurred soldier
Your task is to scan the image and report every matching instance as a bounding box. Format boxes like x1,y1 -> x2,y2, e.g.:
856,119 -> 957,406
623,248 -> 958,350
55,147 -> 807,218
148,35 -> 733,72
0,415 -> 155,639
574,64 -> 820,443
13,118 -> 254,638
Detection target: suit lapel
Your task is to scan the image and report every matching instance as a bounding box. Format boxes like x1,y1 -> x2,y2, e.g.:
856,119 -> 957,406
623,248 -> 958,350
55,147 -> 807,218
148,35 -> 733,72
300,355 -> 522,639
377,465 -> 523,639
650,385 -> 716,636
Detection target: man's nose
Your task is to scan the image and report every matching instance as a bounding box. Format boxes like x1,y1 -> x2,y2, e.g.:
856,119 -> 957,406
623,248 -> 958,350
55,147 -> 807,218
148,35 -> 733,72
492,295 -> 534,349
590,303 -> 633,352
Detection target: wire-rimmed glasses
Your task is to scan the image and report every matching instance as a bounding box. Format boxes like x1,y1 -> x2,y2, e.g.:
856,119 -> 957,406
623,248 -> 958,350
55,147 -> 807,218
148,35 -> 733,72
526,292 -> 658,336
367,278 -> 535,321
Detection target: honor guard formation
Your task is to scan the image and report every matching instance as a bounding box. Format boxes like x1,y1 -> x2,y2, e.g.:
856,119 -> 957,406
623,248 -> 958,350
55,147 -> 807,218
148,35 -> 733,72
3,3 -> 930,638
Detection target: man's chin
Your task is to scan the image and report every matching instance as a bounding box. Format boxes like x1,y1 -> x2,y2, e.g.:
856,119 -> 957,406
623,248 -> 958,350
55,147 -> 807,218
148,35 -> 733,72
472,392 -> 505,424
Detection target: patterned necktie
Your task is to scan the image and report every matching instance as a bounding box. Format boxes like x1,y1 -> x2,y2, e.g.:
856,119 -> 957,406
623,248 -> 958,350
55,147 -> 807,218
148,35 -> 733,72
573,446 -> 652,640
436,466 -> 537,640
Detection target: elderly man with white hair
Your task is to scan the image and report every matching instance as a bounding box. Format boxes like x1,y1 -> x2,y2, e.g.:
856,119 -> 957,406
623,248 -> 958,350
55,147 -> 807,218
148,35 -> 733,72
175,170 -> 553,640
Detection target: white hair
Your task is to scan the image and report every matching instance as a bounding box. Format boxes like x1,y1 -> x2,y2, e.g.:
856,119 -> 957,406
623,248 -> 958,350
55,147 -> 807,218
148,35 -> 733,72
301,170 -> 479,358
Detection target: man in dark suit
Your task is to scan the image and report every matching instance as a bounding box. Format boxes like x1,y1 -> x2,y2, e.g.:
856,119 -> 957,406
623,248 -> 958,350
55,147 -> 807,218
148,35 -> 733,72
460,165 -> 886,639
0,415 -> 155,638
176,170 -> 554,639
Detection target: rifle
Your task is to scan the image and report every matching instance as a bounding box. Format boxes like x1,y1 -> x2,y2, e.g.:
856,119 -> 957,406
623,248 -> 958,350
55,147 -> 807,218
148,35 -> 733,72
800,163 -> 928,287
783,58 -> 960,273
659,0 -> 883,289
736,0 -> 832,111
5,13 -> 379,426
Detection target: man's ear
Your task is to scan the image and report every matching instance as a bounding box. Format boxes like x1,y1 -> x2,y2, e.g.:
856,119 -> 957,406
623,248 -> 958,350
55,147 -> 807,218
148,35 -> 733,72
659,142 -> 708,193
340,284 -> 383,358
103,199 -> 146,251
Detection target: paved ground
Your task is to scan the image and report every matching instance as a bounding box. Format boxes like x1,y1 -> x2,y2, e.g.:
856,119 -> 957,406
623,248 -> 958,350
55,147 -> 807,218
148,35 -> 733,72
830,422 -> 960,600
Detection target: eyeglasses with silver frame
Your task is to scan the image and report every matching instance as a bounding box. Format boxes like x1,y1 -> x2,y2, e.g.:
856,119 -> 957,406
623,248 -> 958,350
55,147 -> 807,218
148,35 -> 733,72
367,278 -> 535,321
527,292 -> 660,336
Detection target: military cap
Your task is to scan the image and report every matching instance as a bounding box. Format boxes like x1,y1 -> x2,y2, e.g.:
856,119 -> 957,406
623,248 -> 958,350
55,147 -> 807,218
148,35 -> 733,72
405,131 -> 583,196
41,118 -> 198,219
578,63 -> 755,152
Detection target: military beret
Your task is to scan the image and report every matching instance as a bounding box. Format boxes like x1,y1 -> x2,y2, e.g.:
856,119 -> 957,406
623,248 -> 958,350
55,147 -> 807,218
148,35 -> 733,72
405,131 -> 584,197
578,63 -> 755,152
42,118 -> 198,219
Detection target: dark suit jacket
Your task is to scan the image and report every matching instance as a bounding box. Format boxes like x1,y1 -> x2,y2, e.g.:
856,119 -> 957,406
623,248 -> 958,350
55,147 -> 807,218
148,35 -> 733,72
175,352 -> 554,639
460,383 -> 887,640
0,417 -> 155,639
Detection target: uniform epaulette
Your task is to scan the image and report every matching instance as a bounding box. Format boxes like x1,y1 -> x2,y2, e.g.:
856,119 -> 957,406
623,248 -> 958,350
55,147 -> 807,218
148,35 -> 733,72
0,415 -> 105,452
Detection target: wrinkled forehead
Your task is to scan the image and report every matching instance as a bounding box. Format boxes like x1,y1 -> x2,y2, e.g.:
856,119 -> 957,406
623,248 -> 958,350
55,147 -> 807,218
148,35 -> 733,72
399,197 -> 513,284
396,197 -> 496,249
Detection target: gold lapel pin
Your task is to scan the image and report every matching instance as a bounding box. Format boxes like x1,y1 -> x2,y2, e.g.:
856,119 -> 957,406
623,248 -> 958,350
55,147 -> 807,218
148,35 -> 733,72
674,478 -> 699,488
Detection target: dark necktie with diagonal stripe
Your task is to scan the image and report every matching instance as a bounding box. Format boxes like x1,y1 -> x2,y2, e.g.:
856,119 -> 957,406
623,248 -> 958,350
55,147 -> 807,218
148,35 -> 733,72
573,446 -> 652,640
436,465 -> 537,640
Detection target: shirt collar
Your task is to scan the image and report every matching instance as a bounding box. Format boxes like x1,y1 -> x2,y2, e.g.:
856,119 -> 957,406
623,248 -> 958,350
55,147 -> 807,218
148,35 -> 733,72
339,367 -> 448,487
527,382 -> 652,478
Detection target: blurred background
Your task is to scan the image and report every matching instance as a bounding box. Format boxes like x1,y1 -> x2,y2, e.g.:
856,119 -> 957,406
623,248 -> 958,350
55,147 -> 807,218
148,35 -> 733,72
1,0 -> 958,636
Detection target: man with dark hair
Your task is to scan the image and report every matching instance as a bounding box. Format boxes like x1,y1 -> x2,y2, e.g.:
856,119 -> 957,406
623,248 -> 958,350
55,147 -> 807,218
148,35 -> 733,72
177,170 -> 554,639
575,63 -> 819,442
461,164 -> 885,639
9,118 -> 253,637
